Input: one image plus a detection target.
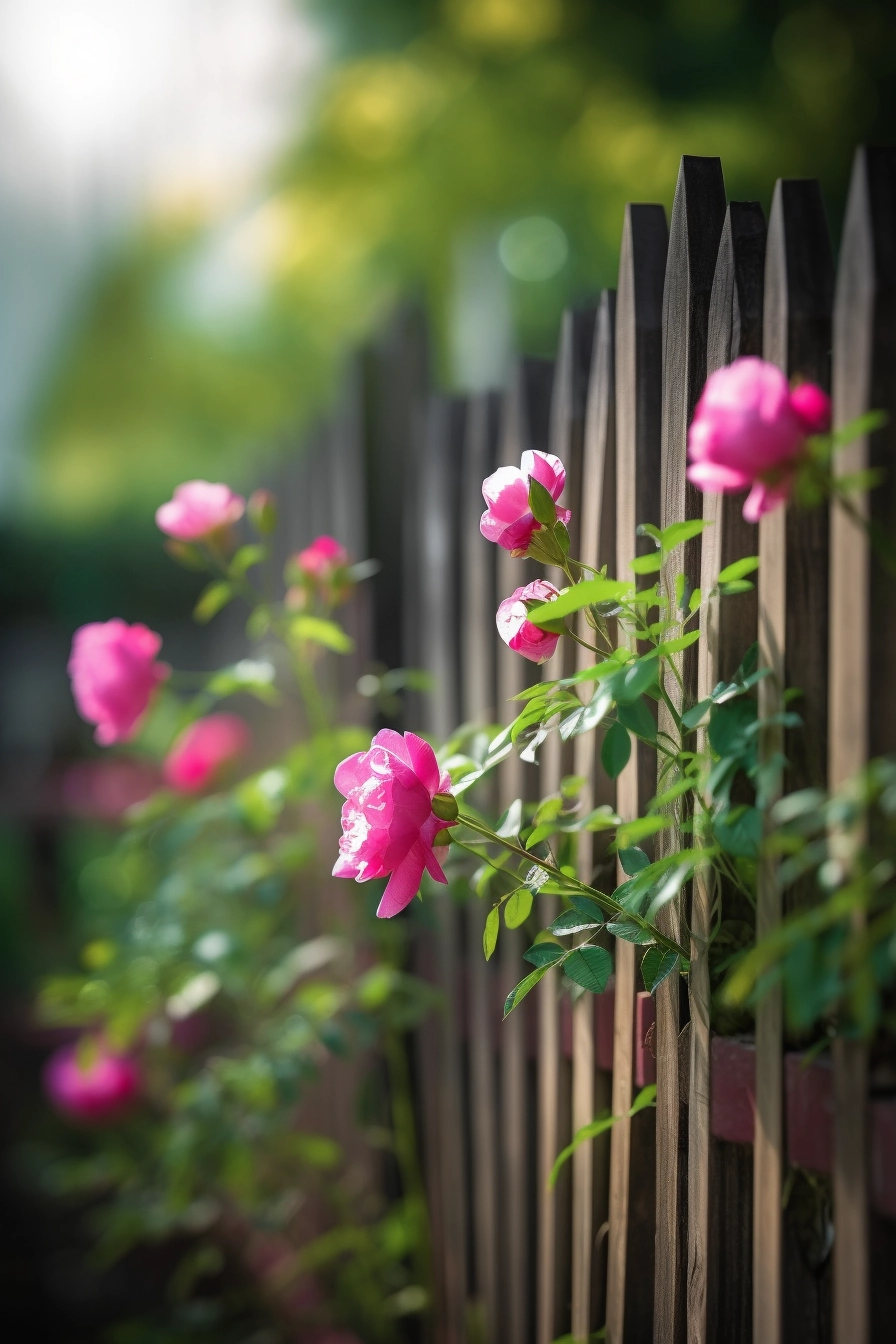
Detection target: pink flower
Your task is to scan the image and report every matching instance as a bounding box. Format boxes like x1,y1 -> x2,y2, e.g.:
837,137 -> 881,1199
297,535 -> 349,578
44,1040 -> 140,1124
480,450 -> 571,552
163,714 -> 250,793
496,578 -> 562,664
155,480 -> 245,541
333,730 -> 453,918
687,357 -> 831,522
69,620 -> 169,745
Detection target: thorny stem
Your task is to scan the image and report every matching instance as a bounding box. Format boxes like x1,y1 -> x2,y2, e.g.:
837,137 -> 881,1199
455,811 -> 688,958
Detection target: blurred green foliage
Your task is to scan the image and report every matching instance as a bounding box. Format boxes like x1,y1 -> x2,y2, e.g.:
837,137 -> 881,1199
34,0 -> 896,519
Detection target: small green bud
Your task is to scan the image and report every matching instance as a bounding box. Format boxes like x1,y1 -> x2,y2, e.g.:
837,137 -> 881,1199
431,792 -> 459,822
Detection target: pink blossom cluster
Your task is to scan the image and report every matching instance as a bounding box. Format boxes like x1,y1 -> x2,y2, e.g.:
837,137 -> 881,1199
155,480 -> 245,541
480,450 -> 570,553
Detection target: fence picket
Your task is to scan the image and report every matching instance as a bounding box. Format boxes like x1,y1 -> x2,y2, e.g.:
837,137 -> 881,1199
829,144 -> 896,1344
570,290 -> 618,1338
657,155 -> 727,1344
756,178 -> 834,1344
499,358 -> 555,1344
697,200 -> 766,1344
608,202 -> 667,1344
460,391 -> 502,1342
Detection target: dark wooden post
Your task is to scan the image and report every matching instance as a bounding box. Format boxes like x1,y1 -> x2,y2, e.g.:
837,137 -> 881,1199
657,154 -> 727,1344
693,200 -> 766,1344
829,145 -> 896,1344
756,178 -> 834,1344
608,202 -> 667,1344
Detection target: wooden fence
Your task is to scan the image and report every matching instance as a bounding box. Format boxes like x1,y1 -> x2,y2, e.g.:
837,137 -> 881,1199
288,147 -> 896,1343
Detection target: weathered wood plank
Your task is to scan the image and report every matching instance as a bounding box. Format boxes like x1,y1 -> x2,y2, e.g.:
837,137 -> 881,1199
829,145 -> 896,1344
499,358 -> 555,1344
757,177 -> 834,1344
693,200 -> 766,1344
571,290 -> 617,1340
460,391 -> 502,1342
417,395 -> 469,1344
608,202 -> 668,1344
534,309 -> 594,1342
657,154 -> 727,1344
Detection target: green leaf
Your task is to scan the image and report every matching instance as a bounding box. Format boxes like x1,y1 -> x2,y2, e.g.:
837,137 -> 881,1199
548,1085 -> 656,1189
550,907 -> 603,936
708,697 -> 756,757
660,519 -> 708,551
715,805 -> 762,858
607,919 -> 655,944
523,942 -> 565,968
601,721 -> 631,779
682,697 -> 712,731
646,630 -> 701,657
526,578 -> 632,626
291,616 -> 354,654
614,815 -> 671,848
719,579 -> 755,596
483,907 -> 500,961
563,945 -> 613,994
641,948 -> 680,993
503,965 -> 547,1017
617,696 -> 656,742
230,544 -> 268,578
505,888 -> 534,929
528,474 -> 559,526
568,894 -> 607,921
194,580 -> 234,623
613,658 -> 658,704
619,847 -> 651,876
558,686 -> 613,740
718,556 -> 759,584
207,659 -> 279,705
689,587 -> 702,613
496,798 -> 524,839
630,551 -> 663,574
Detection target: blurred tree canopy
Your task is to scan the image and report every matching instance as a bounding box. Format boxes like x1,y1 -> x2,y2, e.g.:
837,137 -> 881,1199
34,0 -> 896,522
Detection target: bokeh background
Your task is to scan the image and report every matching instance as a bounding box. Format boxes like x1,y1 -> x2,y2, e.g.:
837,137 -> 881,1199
1,0 -> 895,1335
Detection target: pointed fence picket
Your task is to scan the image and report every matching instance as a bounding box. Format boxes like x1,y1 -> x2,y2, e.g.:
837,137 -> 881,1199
298,144 -> 896,1344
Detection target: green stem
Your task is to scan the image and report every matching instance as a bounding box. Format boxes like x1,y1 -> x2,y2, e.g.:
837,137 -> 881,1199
384,1031 -> 433,1307
294,653 -> 328,734
456,811 -> 687,958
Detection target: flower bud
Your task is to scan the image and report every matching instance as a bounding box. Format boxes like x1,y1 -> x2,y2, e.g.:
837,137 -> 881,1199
431,792 -> 459,822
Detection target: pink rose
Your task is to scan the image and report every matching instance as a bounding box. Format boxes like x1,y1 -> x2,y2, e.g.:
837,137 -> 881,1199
297,535 -> 349,578
44,1040 -> 140,1124
155,480 -> 245,541
69,620 -> 169,745
686,357 -> 831,522
163,714 -> 250,793
333,730 -> 453,918
480,450 -> 571,553
496,578 -> 562,664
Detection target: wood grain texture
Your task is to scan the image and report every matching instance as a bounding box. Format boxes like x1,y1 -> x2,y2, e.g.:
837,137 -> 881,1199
608,203 -> 667,1344
498,358 -> 555,1344
571,291 -> 617,1341
829,145 -> 896,1344
537,308 -> 594,1343
417,396 -> 469,1344
657,155 -> 726,1344
756,178 -> 834,1344
691,201 -> 766,1344
460,392 -> 502,1342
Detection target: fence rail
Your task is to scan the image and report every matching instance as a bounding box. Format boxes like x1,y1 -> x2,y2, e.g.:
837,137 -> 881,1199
289,145 -> 896,1343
